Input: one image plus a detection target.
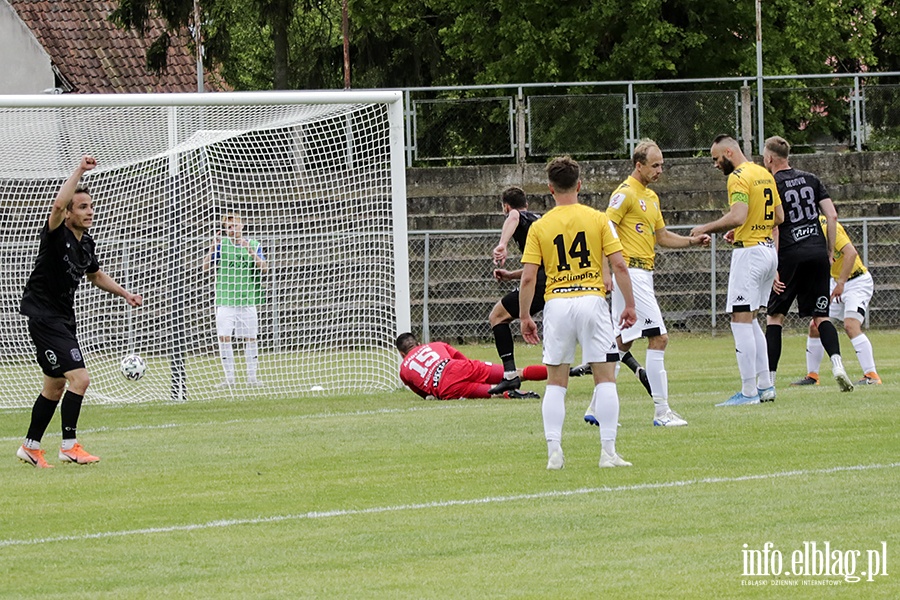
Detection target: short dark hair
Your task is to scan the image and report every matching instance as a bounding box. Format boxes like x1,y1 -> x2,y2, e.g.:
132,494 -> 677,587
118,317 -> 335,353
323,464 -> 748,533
395,332 -> 419,355
764,135 -> 790,159
546,156 -> 580,192
501,186 -> 527,210
712,133 -> 734,145
67,183 -> 91,210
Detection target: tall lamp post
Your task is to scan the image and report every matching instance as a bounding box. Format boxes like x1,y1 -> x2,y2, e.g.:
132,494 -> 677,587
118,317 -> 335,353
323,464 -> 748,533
755,0 -> 763,154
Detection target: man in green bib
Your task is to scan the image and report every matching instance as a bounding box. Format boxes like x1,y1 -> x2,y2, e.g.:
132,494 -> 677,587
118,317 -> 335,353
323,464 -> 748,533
203,212 -> 268,387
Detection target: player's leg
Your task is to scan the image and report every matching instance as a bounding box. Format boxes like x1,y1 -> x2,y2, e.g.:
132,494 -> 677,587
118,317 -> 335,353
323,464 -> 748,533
58,367 -> 100,464
764,254 -> 799,386
719,248 -> 763,406
792,319 -> 824,385
841,274 -> 880,384
488,291 -> 522,393
242,307 -> 261,385
608,272 -> 652,394
215,306 -> 236,386
18,374 -> 66,468
582,295 -> 631,467
540,298 -> 577,470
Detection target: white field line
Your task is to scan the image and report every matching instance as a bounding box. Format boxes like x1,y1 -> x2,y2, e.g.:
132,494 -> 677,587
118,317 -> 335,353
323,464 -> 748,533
0,403 -> 479,443
1,462 -> 897,549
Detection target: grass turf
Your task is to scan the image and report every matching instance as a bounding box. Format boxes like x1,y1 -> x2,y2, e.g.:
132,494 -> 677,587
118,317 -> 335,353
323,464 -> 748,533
1,331 -> 897,599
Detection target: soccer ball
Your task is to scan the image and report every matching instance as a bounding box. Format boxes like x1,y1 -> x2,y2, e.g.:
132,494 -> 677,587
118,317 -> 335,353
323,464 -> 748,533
120,354 -> 147,381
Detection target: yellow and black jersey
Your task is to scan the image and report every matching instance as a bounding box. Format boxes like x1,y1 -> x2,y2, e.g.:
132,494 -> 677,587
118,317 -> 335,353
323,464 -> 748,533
606,175 -> 666,270
819,216 -> 867,280
522,203 -> 623,300
728,161 -> 781,246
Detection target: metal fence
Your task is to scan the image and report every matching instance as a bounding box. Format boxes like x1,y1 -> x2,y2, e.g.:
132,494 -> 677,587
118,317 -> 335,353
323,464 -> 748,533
402,73 -> 900,166
408,217 -> 900,343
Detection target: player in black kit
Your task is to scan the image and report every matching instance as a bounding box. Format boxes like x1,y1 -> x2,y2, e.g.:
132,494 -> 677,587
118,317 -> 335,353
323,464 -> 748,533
16,155 -> 144,468
487,186 -> 546,394
761,136 -> 854,394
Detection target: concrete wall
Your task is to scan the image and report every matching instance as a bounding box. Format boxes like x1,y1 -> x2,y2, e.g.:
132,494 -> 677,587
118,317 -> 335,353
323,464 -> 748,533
0,0 -> 55,94
406,152 -> 900,230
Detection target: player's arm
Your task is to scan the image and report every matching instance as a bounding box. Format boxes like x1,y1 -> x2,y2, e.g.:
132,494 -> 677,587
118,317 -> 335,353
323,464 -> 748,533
818,198 -> 838,259
607,251 -> 636,328
202,238 -> 220,271
493,268 -> 523,282
50,156 -> 96,231
519,262 -> 540,344
252,243 -> 269,274
446,345 -> 467,360
831,239 -> 858,301
86,270 -> 143,307
492,209 -> 520,265
655,227 -> 710,248
690,201 -> 748,236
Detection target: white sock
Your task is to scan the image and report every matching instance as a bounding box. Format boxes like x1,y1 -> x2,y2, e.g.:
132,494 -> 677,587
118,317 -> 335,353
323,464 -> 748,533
807,336 -> 825,375
851,334 -> 876,374
752,321 -> 773,389
219,340 -> 235,383
645,349 -> 669,414
23,438 -> 40,450
542,385 -> 567,456
731,322 -> 757,396
246,340 -> 259,382
61,439 -> 76,451
831,354 -> 846,373
504,371 -> 518,380
593,382 -> 620,456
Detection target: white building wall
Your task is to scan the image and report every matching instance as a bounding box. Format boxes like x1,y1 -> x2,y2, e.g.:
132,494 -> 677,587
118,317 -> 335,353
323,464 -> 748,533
0,0 -> 55,94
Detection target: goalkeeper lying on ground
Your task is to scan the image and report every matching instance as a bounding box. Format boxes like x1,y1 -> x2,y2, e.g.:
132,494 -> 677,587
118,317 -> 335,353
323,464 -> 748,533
396,333 -> 546,400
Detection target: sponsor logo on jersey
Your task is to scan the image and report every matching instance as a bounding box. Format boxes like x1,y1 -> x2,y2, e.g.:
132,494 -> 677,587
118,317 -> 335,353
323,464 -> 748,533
609,192 -> 626,209
639,199 -> 647,212
791,224 -> 819,242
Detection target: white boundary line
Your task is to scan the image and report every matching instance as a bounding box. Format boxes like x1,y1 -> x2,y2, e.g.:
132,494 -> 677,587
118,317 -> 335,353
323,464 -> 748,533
0,403 -> 478,443
2,462 -> 896,549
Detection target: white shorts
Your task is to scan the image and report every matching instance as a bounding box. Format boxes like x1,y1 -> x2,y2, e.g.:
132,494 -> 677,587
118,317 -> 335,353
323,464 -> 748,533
830,271 -> 873,322
727,244 -> 777,313
216,305 -> 259,339
541,295 -> 619,366
612,268 -> 667,343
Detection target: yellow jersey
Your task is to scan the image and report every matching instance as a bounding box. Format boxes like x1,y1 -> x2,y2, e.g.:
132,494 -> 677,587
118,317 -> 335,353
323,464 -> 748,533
522,203 -> 623,300
727,161 -> 782,246
606,175 -> 666,270
820,216 -> 866,280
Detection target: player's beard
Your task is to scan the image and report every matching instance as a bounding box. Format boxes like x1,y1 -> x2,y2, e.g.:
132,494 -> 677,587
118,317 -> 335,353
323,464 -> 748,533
720,158 -> 736,176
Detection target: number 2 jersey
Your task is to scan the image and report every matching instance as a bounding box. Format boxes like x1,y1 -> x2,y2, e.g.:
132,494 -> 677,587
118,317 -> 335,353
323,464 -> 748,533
774,167 -> 830,258
727,161 -> 781,246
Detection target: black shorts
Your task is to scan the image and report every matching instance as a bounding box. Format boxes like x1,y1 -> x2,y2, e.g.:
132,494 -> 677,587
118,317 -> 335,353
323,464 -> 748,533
27,317 -> 86,377
767,252 -> 831,318
500,271 -> 547,318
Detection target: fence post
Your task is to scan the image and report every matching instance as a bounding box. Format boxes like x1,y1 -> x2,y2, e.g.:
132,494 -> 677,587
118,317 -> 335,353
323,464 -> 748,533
710,235 -> 717,336
740,84 -> 753,156
516,88 -> 527,166
626,83 -> 637,156
862,218 -> 869,328
404,90 -> 414,167
853,76 -> 864,151
422,232 -> 431,343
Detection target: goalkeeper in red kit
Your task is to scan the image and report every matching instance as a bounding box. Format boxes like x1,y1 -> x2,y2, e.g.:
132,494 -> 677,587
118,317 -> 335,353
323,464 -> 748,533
396,333 -> 546,400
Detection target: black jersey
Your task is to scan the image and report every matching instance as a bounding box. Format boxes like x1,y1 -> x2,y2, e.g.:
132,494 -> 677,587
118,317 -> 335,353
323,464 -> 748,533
20,222 -> 100,321
774,168 -> 829,256
511,210 -> 541,252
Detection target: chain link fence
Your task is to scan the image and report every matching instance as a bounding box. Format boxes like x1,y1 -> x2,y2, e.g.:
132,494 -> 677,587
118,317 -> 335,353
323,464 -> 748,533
404,73 -> 900,165
408,218 -> 900,343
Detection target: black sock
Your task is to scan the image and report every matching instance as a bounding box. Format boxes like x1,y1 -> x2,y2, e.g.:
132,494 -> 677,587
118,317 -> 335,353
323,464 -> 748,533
492,323 -> 517,373
818,320 -> 842,358
26,394 -> 59,443
621,351 -> 641,373
60,390 -> 84,441
765,324 -> 783,372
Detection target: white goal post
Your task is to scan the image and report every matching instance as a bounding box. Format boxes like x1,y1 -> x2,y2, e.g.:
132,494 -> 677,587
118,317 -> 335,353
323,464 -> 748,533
0,91 -> 410,407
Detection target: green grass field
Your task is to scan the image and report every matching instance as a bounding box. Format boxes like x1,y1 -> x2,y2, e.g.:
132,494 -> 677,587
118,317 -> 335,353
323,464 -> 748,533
1,331 -> 897,599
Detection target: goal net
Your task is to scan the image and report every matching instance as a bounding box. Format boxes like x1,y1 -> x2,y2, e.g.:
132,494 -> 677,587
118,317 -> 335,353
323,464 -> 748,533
0,91 -> 410,408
